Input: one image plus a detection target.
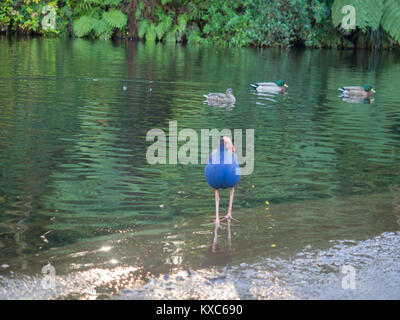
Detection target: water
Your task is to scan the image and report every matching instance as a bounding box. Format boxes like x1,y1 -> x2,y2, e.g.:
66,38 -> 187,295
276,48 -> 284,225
0,37 -> 400,299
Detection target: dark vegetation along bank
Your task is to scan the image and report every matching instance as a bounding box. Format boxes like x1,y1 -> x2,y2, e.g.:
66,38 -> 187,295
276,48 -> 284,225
1,0 -> 400,49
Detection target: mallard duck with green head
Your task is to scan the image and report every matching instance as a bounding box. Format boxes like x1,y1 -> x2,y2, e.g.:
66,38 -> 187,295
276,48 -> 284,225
250,80 -> 288,93
204,88 -> 236,105
338,85 -> 375,98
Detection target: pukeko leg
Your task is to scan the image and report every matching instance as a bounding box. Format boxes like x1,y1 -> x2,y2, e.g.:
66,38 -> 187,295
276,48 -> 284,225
227,187 -> 234,218
227,218 -> 232,251
215,189 -> 220,227
222,187 -> 240,222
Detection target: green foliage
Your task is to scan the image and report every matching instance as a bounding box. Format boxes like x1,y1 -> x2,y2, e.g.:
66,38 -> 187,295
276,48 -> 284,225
71,4 -> 127,39
102,9 -> 127,29
332,0 -> 383,31
102,0 -> 124,6
73,15 -> 96,37
71,1 -> 127,39
133,2 -> 189,43
137,19 -> 149,39
177,14 -> 187,31
0,0 -> 399,48
146,22 -> 157,42
92,17 -> 113,39
0,0 -> 52,34
186,23 -> 202,44
331,0 -> 400,45
381,0 -> 400,43
200,0 -> 333,47
155,14 -> 173,40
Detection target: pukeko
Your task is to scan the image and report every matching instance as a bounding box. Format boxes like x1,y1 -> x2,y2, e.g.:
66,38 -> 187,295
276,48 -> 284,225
205,136 -> 240,226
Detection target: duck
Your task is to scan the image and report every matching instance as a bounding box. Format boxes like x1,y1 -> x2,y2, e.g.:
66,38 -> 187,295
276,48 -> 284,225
250,80 -> 288,93
204,88 -> 236,105
338,85 -> 375,98
205,136 -> 240,226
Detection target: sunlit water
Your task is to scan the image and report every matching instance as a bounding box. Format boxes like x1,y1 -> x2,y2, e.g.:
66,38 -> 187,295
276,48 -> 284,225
0,37 -> 400,299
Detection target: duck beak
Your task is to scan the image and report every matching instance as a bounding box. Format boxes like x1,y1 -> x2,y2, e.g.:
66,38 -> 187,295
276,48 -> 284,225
371,88 -> 376,93
284,84 -> 288,88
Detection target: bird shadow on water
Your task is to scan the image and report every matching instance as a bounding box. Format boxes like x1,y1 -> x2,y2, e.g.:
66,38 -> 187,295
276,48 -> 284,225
200,220 -> 253,299
201,220 -> 232,268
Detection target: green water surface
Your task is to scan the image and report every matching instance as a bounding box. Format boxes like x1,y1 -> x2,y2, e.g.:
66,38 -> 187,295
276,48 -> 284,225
0,37 -> 400,299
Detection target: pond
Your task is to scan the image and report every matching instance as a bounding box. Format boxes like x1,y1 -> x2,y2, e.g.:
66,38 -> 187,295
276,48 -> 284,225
0,37 -> 399,299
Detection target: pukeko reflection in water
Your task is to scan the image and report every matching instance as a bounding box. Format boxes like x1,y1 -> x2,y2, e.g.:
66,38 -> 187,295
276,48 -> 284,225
205,136 -> 241,226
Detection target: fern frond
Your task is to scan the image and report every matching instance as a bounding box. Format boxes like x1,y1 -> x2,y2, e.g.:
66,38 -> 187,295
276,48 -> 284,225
92,18 -> 113,39
331,0 -> 383,31
102,9 -> 127,29
146,23 -> 157,42
382,0 -> 400,42
92,18 -> 108,35
156,15 -> 173,40
102,0 -> 123,6
137,20 -> 149,38
73,15 -> 95,37
177,14 -> 187,32
76,0 -> 101,11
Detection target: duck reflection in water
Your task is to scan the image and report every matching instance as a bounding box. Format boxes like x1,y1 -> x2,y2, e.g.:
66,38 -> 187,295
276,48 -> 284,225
203,99 -> 235,111
341,97 -> 374,104
201,219 -> 232,268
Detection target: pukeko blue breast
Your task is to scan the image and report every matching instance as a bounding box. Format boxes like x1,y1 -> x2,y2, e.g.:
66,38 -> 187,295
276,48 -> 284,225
205,139 -> 240,189
205,136 -> 240,226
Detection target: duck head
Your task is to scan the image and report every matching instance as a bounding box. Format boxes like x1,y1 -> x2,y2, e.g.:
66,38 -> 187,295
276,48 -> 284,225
364,84 -> 375,93
225,88 -> 234,95
276,80 -> 288,88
